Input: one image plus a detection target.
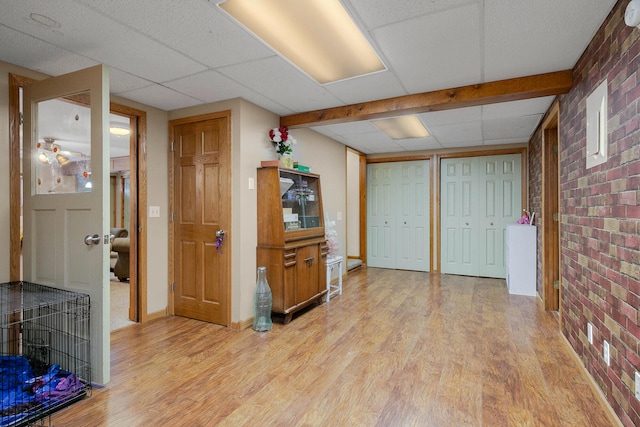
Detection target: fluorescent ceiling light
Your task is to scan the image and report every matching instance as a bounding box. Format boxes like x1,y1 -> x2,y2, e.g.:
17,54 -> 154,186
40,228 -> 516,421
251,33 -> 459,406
218,0 -> 386,84
372,116 -> 430,140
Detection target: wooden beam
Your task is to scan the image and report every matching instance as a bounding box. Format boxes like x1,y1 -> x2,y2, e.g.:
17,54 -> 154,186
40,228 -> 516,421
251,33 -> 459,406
280,70 -> 573,128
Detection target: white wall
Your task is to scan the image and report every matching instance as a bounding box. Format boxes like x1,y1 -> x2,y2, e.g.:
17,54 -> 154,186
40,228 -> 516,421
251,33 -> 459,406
346,149 -> 361,258
293,128 -> 347,283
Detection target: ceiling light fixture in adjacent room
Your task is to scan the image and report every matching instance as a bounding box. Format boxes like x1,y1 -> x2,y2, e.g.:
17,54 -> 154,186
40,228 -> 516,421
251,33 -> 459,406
55,154 -> 69,165
371,116 -> 430,140
217,0 -> 386,84
109,122 -> 130,136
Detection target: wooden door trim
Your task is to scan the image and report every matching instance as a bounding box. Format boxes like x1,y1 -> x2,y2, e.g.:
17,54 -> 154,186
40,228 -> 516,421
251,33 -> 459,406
167,110 -> 232,326
9,73 -> 147,322
433,154 -> 441,272
541,101 -> 561,315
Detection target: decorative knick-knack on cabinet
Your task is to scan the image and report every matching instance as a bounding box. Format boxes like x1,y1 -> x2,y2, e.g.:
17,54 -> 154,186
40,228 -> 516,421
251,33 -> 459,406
257,167 -> 327,324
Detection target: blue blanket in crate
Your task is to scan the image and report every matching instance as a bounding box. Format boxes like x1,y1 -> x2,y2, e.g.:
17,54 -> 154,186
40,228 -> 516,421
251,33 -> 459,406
1,356 -> 84,426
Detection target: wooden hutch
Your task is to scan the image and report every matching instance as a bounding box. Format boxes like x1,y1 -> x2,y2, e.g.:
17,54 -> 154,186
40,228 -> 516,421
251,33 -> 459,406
257,166 -> 327,323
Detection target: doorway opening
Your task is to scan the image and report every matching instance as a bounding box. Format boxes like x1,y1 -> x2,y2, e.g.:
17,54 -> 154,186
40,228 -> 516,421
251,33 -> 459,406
8,73 -> 149,329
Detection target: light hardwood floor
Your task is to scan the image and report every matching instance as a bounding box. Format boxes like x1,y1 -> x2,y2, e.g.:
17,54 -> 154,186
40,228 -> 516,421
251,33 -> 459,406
52,267 -> 616,426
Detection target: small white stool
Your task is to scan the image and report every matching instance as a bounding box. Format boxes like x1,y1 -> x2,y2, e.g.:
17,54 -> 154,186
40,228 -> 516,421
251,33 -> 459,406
325,256 -> 343,302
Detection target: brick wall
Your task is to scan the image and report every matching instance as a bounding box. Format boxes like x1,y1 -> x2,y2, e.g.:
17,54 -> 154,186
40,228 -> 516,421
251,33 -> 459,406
546,0 -> 640,424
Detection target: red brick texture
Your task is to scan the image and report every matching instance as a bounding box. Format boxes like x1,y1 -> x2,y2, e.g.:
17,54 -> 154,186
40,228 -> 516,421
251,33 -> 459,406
531,1 -> 640,424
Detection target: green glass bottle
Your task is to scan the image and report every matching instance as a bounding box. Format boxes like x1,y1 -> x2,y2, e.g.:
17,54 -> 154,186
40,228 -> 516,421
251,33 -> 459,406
252,266 -> 273,331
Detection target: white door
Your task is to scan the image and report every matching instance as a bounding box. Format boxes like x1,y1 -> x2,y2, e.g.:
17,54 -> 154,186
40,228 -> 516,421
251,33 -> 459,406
440,154 -> 522,278
23,65 -> 110,384
441,158 -> 477,276
367,163 -> 395,269
397,161 -> 430,271
477,155 -> 521,278
367,161 -> 430,271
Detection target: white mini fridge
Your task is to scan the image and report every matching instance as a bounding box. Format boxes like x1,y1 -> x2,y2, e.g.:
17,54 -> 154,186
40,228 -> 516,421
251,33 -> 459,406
505,224 -> 537,296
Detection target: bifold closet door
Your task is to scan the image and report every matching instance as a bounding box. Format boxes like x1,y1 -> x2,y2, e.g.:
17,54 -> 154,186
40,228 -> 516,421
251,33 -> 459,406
440,154 -> 522,278
367,160 -> 430,272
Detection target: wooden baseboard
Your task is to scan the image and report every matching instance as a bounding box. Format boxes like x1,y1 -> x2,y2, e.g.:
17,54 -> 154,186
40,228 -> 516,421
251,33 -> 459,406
231,318 -> 254,331
560,334 -> 622,427
144,309 -> 167,323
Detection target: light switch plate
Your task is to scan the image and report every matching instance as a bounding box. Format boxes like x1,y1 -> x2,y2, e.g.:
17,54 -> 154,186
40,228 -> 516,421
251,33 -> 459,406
149,206 -> 160,218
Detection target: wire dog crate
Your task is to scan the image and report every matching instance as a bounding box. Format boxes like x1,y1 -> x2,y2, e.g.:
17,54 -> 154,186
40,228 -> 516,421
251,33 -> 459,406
0,282 -> 91,427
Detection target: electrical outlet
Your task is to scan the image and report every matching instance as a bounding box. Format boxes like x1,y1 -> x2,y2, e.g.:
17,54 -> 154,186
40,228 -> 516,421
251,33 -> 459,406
604,340 -> 610,366
587,323 -> 593,344
635,372 -> 640,401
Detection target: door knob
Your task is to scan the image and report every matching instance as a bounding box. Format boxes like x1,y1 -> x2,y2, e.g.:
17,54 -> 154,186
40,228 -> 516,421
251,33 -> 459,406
84,234 -> 100,246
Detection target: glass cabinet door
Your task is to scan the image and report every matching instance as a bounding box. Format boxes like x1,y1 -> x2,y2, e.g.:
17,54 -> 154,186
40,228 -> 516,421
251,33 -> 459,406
279,170 -> 322,231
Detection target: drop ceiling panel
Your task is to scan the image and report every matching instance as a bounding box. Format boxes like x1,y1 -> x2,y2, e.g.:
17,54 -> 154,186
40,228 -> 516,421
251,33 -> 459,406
482,97 -> 555,120
484,0 -> 617,81
420,106 -> 482,127
351,139 -> 406,154
109,69 -> 155,95
0,1 -> 207,82
118,85 -> 202,111
311,121 -> 380,138
324,70 -> 407,105
217,56 -> 344,112
372,4 -> 482,94
429,121 -> 483,146
76,0 -> 274,68
483,115 -> 543,140
165,70 -> 294,115
346,0 -> 477,29
396,138 -> 442,151
0,25 -> 98,76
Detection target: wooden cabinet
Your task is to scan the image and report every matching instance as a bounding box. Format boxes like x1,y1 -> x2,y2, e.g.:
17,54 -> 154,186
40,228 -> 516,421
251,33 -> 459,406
257,167 -> 327,323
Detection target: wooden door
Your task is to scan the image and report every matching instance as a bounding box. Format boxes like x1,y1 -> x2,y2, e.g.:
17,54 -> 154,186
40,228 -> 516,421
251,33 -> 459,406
172,114 -> 231,325
23,65 -> 110,384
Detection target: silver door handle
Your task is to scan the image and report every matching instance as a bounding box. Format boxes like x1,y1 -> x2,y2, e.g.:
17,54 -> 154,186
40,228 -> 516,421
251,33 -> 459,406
216,230 -> 226,238
84,234 -> 100,246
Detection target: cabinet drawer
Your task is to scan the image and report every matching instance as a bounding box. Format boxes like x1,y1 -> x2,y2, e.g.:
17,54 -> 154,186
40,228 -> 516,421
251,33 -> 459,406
283,248 -> 297,267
